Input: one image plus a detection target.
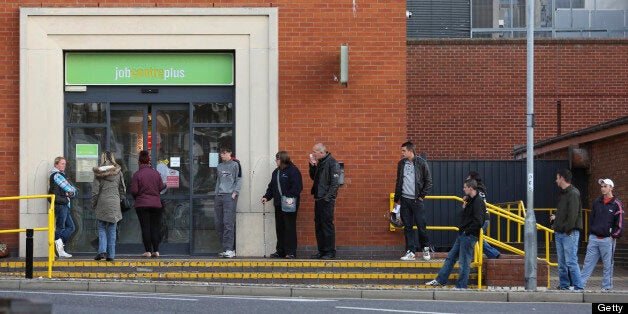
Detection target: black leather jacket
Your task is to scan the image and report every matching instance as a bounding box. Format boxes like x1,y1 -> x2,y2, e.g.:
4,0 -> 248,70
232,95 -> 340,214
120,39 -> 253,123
309,153 -> 340,202
394,156 -> 433,202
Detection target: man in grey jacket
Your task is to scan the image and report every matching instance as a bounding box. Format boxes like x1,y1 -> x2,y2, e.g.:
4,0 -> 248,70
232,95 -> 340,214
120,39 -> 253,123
215,147 -> 242,258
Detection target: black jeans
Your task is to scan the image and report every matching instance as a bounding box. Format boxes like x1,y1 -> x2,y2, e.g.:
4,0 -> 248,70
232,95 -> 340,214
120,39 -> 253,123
274,206 -> 298,256
314,199 -> 336,256
400,197 -> 430,252
136,206 -> 163,253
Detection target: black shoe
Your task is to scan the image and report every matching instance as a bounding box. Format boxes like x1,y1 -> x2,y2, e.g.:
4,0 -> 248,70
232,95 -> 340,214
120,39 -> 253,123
106,258 -> 114,262
284,254 -> 296,259
269,252 -> 284,258
310,252 -> 323,259
321,254 -> 335,260
94,253 -> 106,261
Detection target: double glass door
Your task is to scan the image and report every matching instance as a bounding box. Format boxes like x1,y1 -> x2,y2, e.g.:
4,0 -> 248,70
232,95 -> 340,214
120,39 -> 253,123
64,101 -> 233,256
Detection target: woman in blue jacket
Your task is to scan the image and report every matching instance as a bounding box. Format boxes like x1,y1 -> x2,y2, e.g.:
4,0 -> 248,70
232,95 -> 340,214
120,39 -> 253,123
262,151 -> 303,258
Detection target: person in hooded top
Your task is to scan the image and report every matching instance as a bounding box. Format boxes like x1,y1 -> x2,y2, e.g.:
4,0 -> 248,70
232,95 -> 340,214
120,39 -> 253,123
91,151 -> 126,262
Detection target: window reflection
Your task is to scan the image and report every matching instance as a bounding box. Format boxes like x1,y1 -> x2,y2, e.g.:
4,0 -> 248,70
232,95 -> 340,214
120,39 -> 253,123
193,103 -> 234,123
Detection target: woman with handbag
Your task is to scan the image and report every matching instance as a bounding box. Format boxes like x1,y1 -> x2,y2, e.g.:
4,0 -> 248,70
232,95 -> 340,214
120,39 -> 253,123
91,151 -> 126,262
261,151 -> 303,259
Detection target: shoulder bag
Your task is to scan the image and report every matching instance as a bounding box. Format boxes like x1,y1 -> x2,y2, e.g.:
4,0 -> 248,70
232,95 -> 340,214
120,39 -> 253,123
277,171 -> 296,213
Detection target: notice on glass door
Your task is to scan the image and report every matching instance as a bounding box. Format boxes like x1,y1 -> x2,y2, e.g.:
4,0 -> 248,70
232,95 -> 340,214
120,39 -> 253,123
75,144 -> 99,182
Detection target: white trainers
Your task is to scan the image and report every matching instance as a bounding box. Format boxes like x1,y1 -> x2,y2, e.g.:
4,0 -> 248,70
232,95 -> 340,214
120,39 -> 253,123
422,247 -> 431,261
55,239 -> 72,258
223,250 -> 236,258
426,279 -> 443,286
218,251 -> 226,258
400,250 -> 415,261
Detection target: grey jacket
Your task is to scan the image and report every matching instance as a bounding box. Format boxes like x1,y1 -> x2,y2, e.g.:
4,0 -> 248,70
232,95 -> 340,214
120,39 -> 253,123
215,160 -> 242,195
91,165 -> 125,224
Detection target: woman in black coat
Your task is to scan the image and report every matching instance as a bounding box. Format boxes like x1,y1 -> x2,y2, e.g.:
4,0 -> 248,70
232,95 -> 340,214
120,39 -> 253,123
261,151 -> 303,258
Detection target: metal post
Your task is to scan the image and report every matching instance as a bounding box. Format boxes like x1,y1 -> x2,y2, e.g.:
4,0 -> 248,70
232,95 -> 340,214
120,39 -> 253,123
25,229 -> 34,279
524,0 -> 537,291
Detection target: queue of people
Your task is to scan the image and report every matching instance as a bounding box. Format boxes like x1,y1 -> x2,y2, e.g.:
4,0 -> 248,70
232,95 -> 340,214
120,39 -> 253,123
47,143 -> 622,291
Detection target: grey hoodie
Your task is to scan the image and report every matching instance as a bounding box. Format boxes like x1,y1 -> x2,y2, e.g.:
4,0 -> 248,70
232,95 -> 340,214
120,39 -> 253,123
91,165 -> 125,224
215,160 -> 242,195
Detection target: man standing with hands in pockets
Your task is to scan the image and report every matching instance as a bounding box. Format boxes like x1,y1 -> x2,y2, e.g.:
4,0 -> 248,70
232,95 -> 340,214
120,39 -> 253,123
394,141 -> 433,261
309,143 -> 341,260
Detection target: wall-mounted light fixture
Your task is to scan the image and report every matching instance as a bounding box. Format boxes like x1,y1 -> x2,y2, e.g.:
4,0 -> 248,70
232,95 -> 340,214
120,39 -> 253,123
339,44 -> 349,85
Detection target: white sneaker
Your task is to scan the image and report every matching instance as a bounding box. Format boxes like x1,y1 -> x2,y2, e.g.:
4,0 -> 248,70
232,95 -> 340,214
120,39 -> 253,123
218,251 -> 226,258
400,250 -> 415,261
422,247 -> 431,261
54,239 -> 72,258
223,250 -> 236,258
54,239 -> 64,253
426,279 -> 443,286
58,251 -> 72,258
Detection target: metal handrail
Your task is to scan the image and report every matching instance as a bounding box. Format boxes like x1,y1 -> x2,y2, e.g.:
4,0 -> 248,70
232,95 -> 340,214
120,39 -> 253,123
0,194 -> 56,278
389,194 -> 556,289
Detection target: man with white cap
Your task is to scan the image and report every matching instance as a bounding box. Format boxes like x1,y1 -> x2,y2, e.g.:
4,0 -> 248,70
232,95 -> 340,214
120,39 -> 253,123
580,178 -> 624,290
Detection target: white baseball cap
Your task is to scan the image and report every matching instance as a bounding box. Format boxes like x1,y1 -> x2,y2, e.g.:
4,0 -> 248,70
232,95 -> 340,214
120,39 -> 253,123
598,178 -> 614,187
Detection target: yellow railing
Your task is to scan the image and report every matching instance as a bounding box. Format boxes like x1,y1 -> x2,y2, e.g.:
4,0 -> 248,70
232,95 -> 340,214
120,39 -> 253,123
0,194 -> 56,278
389,194 -> 556,288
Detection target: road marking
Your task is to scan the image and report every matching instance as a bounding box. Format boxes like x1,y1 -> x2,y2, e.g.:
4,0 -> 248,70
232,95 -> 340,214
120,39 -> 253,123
0,290 -> 198,301
335,306 -> 454,314
211,295 -> 335,302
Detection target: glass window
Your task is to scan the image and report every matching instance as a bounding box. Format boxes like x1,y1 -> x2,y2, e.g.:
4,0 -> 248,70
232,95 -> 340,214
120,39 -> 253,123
66,102 -> 106,124
192,127 -> 233,194
193,103 -> 234,124
192,198 -> 219,254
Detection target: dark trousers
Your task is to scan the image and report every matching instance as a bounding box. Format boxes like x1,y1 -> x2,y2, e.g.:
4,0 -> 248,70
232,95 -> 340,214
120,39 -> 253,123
274,206 -> 298,256
400,197 -> 430,252
314,199 -> 336,256
136,206 -> 163,253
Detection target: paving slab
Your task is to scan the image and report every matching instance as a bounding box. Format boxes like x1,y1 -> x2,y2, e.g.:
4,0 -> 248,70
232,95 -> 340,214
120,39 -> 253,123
291,287 -> 362,299
361,289 -> 434,300
0,279 -> 20,290
223,285 -> 291,297
155,283 -> 224,295
20,279 -> 89,291
88,281 -> 155,293
508,291 -> 584,303
433,290 -> 507,302
583,292 -> 628,303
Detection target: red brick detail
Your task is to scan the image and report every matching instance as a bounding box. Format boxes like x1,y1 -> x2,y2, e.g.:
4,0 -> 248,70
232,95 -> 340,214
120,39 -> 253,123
483,256 -> 550,287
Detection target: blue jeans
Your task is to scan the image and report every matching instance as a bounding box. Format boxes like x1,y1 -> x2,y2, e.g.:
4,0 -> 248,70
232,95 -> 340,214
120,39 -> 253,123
482,220 -> 500,259
435,233 -> 477,288
54,204 -> 75,244
555,230 -> 583,290
581,234 -> 615,290
98,220 -> 117,259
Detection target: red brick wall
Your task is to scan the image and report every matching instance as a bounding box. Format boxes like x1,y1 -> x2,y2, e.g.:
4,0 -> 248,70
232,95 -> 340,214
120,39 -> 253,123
407,39 -> 628,159
0,1 -> 408,250
483,256 -> 549,287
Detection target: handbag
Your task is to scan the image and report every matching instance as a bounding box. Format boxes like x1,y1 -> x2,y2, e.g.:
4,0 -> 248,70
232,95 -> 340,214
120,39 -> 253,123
277,171 -> 297,213
120,197 -> 131,212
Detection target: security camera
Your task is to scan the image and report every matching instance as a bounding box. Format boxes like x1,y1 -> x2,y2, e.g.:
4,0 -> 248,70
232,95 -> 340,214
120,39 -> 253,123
406,10 -> 413,18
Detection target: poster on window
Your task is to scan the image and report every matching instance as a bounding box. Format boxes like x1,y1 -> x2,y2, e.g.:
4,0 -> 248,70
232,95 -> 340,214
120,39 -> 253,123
75,144 -> 99,182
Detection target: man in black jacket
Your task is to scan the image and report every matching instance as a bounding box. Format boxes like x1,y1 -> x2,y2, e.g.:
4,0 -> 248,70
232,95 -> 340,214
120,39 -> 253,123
394,141 -> 433,261
426,178 -> 485,288
309,143 -> 340,259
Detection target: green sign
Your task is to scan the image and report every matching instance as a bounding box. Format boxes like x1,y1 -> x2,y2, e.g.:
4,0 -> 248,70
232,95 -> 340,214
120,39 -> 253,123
76,144 -> 99,158
65,53 -> 234,85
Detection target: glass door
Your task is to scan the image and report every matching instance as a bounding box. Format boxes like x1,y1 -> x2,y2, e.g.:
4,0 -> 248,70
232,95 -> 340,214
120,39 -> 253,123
111,104 -> 191,255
